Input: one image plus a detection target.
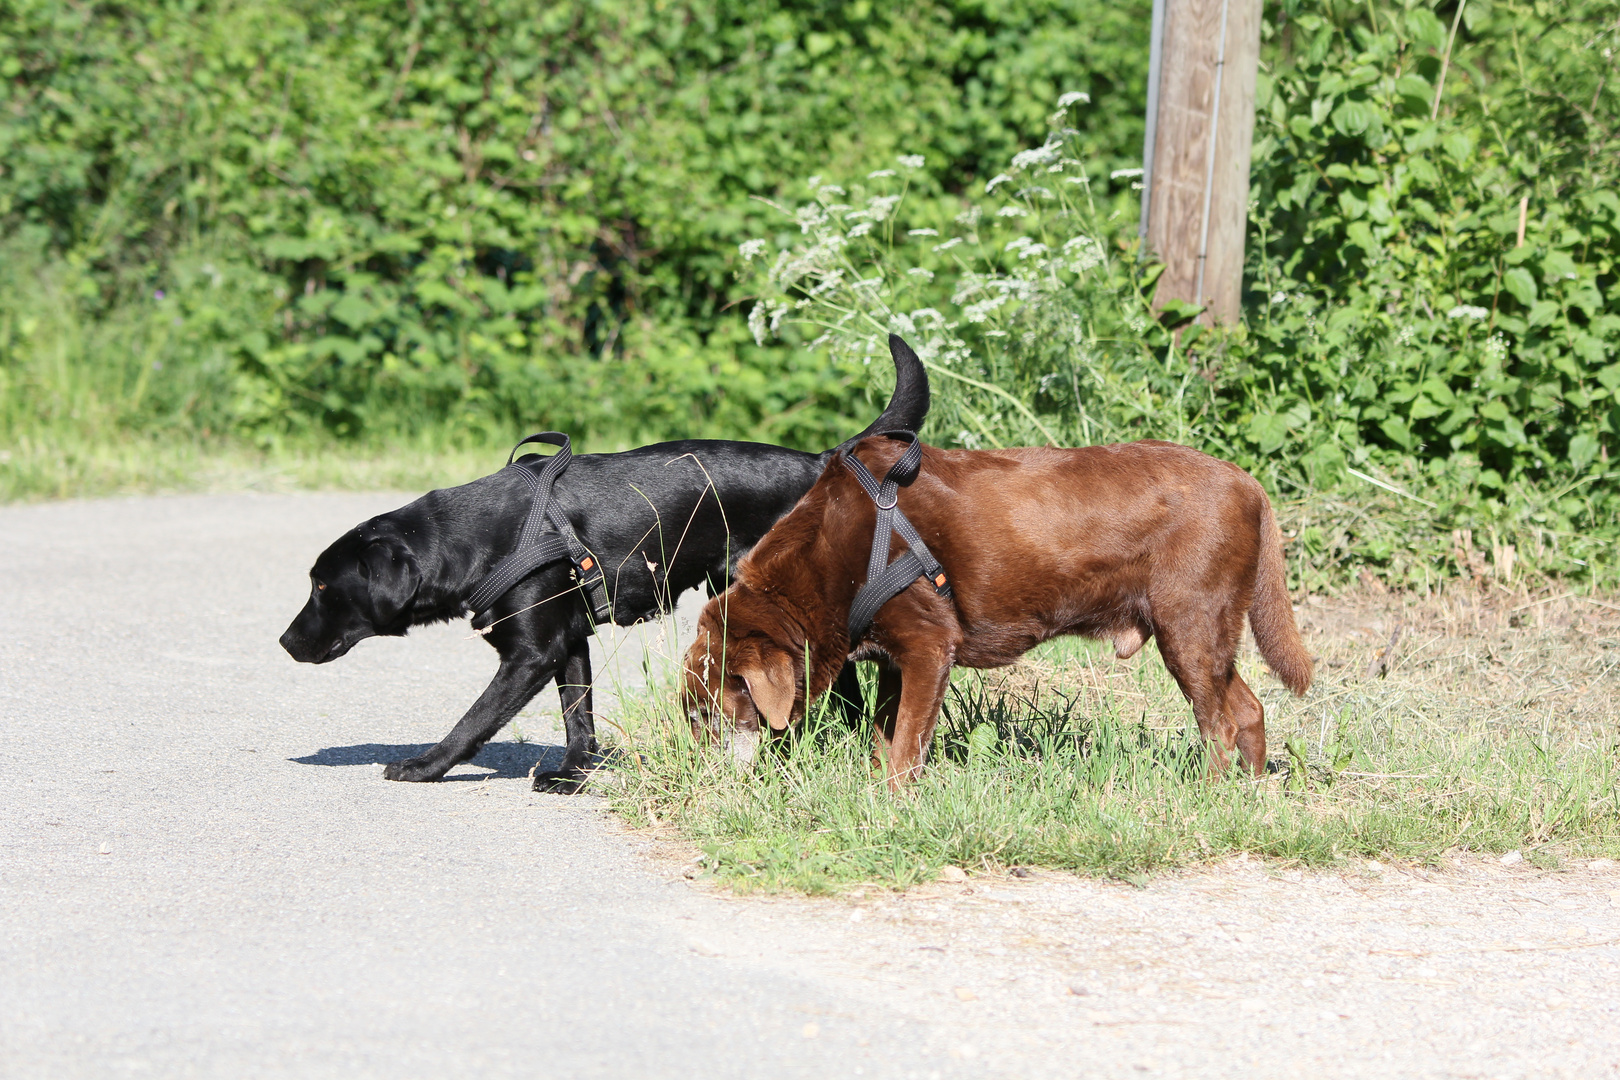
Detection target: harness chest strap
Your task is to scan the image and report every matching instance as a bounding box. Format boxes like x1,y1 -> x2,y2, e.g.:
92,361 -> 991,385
843,430 -> 953,642
464,432 -> 612,624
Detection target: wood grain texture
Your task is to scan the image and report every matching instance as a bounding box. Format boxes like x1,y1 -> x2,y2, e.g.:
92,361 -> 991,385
1144,0 -> 1262,326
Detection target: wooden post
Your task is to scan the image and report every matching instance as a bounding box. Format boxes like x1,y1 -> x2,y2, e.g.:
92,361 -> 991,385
1140,0 -> 1263,326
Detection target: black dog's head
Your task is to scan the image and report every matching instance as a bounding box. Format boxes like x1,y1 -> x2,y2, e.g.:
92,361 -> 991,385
280,520 -> 422,664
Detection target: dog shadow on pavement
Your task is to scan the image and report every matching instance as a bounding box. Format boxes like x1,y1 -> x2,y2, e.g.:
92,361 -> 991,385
291,741 -> 561,779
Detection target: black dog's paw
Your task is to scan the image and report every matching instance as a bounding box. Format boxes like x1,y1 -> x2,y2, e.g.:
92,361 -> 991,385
532,767 -> 588,795
383,757 -> 444,782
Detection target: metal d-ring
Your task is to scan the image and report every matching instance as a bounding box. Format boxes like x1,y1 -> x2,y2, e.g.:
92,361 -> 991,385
874,489 -> 899,510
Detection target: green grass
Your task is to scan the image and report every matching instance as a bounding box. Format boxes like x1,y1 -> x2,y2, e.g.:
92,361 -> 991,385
0,431 -> 523,503
609,636 -> 1620,894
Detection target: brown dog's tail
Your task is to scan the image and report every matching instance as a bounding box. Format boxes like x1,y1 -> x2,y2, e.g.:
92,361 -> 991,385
1249,492 -> 1313,695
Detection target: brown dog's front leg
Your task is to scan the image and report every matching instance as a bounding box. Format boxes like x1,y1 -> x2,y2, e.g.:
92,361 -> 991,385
869,662 -> 903,772
885,652 -> 954,788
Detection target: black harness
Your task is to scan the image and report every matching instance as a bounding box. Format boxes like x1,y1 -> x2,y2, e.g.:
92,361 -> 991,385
464,433 -> 612,625
843,431 -> 952,641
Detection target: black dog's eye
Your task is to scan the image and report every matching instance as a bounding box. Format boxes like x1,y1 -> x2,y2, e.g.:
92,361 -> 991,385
314,581 -> 326,592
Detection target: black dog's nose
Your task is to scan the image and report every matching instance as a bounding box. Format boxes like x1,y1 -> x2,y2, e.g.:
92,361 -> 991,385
279,628 -> 302,660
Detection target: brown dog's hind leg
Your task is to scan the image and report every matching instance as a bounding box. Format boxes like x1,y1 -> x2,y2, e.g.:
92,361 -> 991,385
1223,668 -> 1268,776
1152,613 -> 1244,778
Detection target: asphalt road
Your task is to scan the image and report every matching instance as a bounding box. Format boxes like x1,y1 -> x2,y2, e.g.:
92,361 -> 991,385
0,491 -> 966,1079
4,492 -> 1618,1079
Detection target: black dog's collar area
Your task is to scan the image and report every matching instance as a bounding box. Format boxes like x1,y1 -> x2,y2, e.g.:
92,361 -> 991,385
843,431 -> 952,642
464,432 -> 612,625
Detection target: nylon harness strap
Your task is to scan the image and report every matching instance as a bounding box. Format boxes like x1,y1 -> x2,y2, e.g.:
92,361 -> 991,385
843,431 -> 952,642
463,432 -> 612,625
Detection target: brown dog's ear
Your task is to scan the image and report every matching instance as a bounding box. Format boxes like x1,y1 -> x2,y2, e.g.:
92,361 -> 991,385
737,648 -> 797,732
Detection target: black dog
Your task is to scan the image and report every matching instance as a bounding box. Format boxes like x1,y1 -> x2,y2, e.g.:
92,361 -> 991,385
280,335 -> 929,790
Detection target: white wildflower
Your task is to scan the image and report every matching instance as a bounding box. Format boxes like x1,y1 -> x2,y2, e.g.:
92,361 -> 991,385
897,154 -> 926,170
1056,91 -> 1091,109
1063,236 -> 1103,274
738,238 -> 768,261
907,267 -> 935,281
909,308 -> 944,324
848,221 -> 874,238
865,194 -> 902,219
1270,291 -> 1287,305
867,168 -> 897,179
1110,167 -> 1144,180
1485,334 -> 1509,362
1447,305 -> 1489,320
748,300 -> 788,346
933,236 -> 963,252
1063,176 -> 1090,185
962,294 -> 1010,323
1017,243 -> 1049,260
908,228 -> 939,237
807,175 -> 822,189
996,206 -> 1029,217
1010,141 -> 1062,171
1018,186 -> 1054,200
817,184 -> 846,197
985,174 -> 1012,193
955,207 -> 982,227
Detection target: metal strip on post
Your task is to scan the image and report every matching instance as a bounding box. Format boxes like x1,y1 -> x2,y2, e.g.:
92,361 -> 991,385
1140,0 -> 1168,239
1192,0 -> 1233,307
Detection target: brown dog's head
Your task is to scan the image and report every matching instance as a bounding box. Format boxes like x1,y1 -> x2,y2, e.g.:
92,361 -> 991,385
681,587 -> 806,764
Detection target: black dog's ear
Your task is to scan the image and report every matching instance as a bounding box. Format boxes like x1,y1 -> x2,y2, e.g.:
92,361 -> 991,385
359,540 -> 421,625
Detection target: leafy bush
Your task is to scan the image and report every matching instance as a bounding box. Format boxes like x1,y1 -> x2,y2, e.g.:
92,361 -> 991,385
0,0 -> 1149,448
2,0 -> 1615,586
1242,0 -> 1620,581
740,1 -> 1620,587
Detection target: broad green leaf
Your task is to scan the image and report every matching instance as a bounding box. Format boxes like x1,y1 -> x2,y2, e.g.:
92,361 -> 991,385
1568,433 -> 1600,471
1543,250 -> 1579,282
1248,412 -> 1291,455
1528,300 -> 1561,328
1502,267 -> 1537,306
1394,74 -> 1432,101
1405,8 -> 1447,49
1379,415 -> 1415,450
1332,100 -> 1375,137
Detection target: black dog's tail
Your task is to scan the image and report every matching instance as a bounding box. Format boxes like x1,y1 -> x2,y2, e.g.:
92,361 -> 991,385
825,334 -> 931,459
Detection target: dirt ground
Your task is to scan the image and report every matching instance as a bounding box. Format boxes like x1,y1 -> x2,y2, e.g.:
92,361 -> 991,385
666,851 -> 1620,1079
1291,583 -> 1620,734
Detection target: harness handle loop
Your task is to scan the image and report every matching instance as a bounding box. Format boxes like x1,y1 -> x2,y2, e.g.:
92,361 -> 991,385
506,431 -> 570,467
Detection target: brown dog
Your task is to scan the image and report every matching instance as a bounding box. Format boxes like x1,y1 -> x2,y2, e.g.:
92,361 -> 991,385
682,437 -> 1312,785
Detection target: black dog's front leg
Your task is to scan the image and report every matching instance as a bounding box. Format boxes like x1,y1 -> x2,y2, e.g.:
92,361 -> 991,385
532,636 -> 598,793
383,645 -> 564,782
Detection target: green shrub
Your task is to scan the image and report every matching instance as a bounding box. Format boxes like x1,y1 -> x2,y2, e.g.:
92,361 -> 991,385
738,1 -> 1620,587
0,0 -> 1149,447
